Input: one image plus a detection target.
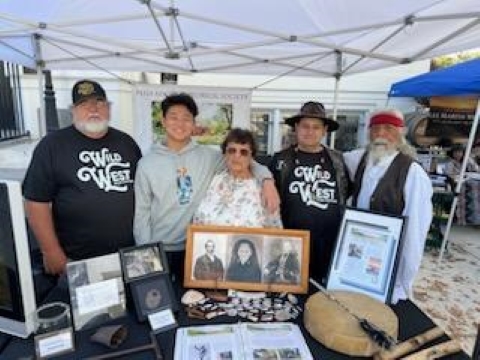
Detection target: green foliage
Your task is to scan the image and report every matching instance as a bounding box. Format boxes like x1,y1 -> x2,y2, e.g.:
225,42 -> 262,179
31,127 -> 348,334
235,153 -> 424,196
151,101 -> 165,140
432,51 -> 480,69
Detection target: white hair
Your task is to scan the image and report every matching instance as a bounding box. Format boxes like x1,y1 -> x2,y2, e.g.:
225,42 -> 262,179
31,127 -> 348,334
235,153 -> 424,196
367,108 -> 417,160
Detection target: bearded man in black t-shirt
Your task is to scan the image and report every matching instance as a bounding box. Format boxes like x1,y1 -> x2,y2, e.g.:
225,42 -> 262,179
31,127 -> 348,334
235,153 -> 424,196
269,102 -> 351,284
23,80 -> 142,275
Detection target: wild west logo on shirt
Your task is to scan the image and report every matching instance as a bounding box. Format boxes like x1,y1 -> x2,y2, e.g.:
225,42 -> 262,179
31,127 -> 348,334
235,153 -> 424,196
76,148 -> 133,192
288,164 -> 338,210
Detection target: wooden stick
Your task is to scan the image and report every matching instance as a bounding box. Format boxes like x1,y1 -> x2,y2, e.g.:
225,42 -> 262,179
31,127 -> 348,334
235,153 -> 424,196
374,327 -> 444,359
402,340 -> 462,360
86,333 -> 163,360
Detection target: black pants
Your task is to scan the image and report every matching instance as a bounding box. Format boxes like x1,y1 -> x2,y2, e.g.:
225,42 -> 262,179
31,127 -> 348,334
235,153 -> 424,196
166,250 -> 185,284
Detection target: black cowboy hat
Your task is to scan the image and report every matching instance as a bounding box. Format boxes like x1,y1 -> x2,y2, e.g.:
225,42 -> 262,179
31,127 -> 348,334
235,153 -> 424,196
285,101 -> 339,132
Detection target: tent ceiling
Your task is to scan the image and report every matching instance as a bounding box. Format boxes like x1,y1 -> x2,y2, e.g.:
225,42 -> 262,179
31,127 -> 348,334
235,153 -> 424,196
1,0 -> 480,77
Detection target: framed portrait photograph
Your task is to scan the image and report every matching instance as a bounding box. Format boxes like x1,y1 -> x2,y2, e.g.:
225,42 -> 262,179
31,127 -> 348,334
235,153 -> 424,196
66,253 -> 126,331
184,225 -> 310,294
130,274 -> 178,322
326,208 -> 406,303
120,243 -> 168,283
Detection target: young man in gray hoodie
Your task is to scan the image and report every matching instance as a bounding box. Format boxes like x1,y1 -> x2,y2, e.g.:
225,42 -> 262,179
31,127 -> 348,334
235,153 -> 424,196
134,93 -> 279,279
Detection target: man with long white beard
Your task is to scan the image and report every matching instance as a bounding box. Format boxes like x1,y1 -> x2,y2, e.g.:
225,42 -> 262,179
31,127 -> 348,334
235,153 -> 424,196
23,80 -> 142,275
344,109 -> 433,304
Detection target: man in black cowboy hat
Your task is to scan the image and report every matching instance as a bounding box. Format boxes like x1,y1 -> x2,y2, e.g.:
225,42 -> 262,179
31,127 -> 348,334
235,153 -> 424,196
269,101 -> 351,284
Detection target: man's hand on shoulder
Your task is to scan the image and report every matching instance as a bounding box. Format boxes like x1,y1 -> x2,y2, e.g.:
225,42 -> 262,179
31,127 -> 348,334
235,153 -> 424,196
261,178 -> 280,214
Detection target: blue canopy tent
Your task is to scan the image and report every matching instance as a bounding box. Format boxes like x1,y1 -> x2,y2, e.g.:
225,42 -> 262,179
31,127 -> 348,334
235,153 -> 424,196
389,58 -> 480,261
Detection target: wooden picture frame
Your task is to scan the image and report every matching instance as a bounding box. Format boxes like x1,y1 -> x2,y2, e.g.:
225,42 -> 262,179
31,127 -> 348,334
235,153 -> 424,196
130,274 -> 178,322
184,225 -> 310,294
120,243 -> 169,283
326,208 -> 406,303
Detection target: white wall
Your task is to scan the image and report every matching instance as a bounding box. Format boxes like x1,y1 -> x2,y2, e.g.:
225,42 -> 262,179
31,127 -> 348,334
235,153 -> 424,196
19,61 -> 429,140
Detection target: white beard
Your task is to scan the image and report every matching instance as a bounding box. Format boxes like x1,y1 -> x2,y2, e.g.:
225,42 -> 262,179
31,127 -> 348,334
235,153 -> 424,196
74,118 -> 109,134
369,138 -> 396,164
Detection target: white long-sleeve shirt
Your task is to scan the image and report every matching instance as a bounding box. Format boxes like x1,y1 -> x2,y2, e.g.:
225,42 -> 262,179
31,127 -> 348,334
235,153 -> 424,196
344,149 -> 433,304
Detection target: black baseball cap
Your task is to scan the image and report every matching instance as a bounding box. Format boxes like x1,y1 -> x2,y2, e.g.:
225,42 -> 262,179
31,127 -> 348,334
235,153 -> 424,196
72,79 -> 107,106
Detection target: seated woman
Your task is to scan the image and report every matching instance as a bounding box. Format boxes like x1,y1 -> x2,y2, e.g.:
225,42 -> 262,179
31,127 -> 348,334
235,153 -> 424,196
225,238 -> 261,282
193,128 -> 282,228
444,143 -> 479,179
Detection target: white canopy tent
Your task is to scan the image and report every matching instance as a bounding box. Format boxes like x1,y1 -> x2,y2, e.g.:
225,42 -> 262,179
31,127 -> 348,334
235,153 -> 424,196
1,0 -> 480,75
1,0 -> 480,138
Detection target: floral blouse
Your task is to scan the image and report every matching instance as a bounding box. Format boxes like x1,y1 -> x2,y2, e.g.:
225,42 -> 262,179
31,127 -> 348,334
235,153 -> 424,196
193,171 -> 282,228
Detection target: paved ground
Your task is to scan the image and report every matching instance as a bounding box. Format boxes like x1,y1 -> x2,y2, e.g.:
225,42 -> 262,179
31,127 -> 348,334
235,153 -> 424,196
413,225 -> 480,356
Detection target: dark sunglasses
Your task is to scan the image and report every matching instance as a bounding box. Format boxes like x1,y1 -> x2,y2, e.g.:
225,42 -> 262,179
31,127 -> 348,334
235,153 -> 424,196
226,147 -> 251,156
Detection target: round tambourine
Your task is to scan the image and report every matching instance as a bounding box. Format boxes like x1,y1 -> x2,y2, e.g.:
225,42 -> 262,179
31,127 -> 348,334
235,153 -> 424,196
304,290 -> 398,357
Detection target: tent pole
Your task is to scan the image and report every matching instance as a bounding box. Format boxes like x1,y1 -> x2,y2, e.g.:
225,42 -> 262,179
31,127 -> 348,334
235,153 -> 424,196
330,51 -> 342,149
438,98 -> 480,262
330,75 -> 340,149
33,32 -> 46,138
36,67 -> 46,138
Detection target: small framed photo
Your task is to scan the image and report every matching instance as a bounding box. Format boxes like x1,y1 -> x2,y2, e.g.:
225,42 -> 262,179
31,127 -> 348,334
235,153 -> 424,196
66,253 -> 126,331
120,243 -> 168,282
326,208 -> 406,303
130,274 -> 178,322
184,225 -> 310,294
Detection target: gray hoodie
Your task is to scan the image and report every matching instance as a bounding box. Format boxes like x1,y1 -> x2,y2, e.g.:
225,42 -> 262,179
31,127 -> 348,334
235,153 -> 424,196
133,140 -> 270,251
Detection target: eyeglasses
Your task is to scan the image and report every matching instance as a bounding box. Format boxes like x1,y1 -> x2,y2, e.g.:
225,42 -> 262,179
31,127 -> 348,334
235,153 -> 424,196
225,147 -> 251,157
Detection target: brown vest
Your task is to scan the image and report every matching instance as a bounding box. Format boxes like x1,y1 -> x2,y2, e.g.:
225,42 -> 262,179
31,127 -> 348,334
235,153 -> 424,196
352,152 -> 413,216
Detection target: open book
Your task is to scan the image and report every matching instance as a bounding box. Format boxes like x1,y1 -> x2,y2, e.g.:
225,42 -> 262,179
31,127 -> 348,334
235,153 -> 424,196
174,322 -> 313,360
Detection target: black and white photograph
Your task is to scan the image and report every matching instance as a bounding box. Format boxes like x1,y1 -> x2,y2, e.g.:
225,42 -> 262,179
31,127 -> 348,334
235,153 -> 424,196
130,274 -> 177,322
120,243 -> 168,282
192,237 -> 226,281
67,261 -> 89,288
185,225 -> 310,294
263,237 -> 301,285
225,236 -> 263,283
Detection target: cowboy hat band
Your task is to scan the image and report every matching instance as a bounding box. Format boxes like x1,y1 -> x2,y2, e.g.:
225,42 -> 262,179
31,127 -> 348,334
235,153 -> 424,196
285,101 -> 339,132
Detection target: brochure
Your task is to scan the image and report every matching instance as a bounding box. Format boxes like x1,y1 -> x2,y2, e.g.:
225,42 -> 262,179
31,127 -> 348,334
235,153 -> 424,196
174,322 -> 314,360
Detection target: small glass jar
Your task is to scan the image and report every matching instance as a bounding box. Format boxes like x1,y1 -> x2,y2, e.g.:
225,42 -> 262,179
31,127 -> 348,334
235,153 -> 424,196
35,302 -> 71,335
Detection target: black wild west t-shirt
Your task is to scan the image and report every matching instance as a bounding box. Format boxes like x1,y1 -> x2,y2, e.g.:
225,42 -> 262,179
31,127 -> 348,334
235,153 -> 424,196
282,149 -> 342,281
22,126 -> 142,260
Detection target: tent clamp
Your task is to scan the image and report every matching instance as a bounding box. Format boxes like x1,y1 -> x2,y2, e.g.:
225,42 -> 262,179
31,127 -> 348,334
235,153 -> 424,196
289,35 -> 298,42
37,22 -> 47,30
401,58 -> 412,64
165,51 -> 180,59
404,15 -> 415,26
165,7 -> 179,17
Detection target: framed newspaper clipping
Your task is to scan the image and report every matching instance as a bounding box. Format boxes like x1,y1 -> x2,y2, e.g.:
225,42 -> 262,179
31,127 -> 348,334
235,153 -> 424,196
184,225 -> 310,294
326,208 -> 406,303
